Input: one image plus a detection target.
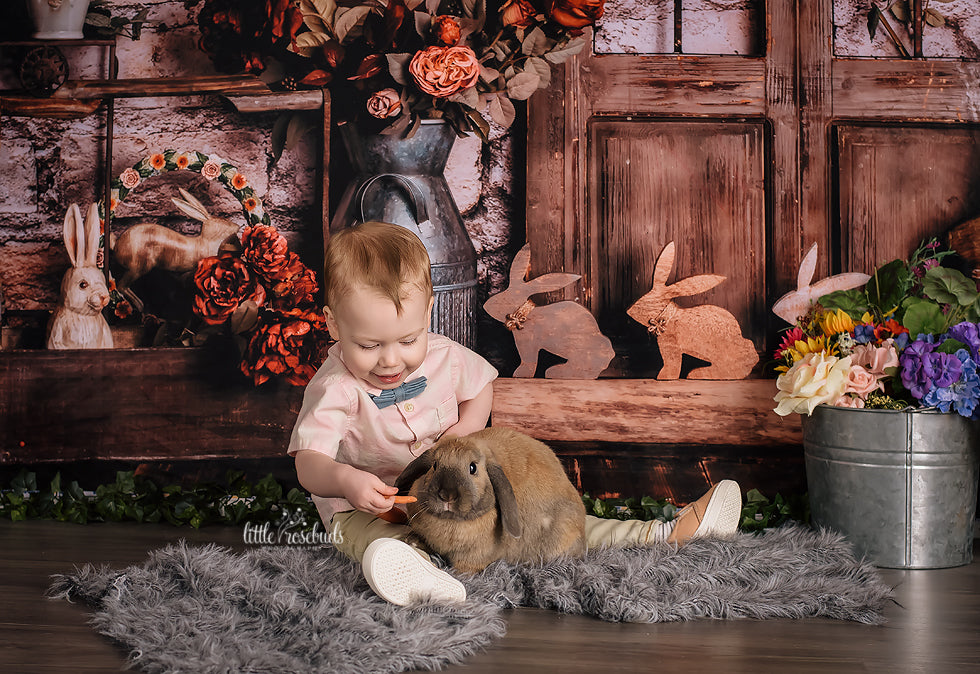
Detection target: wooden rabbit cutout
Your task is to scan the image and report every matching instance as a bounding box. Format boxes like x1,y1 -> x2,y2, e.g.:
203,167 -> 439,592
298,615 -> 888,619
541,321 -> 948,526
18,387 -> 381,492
771,243 -> 870,324
627,241 -> 757,380
484,245 -> 614,379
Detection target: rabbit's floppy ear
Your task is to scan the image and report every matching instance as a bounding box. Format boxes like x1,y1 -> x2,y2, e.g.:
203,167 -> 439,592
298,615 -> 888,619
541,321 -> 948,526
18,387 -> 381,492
83,203 -> 101,267
486,462 -> 521,539
395,451 -> 434,492
63,204 -> 84,267
172,189 -> 210,222
666,273 -> 727,300
653,241 -> 676,286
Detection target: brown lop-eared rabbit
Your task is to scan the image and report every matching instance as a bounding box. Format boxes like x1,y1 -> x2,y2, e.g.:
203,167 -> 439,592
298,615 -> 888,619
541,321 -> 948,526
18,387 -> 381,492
395,426 -> 586,574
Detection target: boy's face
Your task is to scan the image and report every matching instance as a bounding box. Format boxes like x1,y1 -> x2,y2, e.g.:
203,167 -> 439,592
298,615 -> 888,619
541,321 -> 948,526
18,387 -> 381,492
324,284 -> 434,390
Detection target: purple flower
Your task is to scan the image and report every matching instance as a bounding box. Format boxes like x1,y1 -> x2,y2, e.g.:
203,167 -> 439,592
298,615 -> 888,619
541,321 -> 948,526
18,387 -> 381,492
945,322 -> 980,362
900,339 -> 938,399
854,324 -> 876,344
922,350 -> 980,419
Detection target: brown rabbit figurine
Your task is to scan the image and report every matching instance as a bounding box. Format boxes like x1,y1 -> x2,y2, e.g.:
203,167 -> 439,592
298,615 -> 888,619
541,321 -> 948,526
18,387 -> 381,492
395,426 -> 586,574
111,188 -> 240,304
46,203 -> 113,350
483,245 -> 614,378
627,241 -> 758,380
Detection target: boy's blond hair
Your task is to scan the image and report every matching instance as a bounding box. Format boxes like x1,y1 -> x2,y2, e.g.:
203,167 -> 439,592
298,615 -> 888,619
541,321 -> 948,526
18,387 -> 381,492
323,221 -> 432,314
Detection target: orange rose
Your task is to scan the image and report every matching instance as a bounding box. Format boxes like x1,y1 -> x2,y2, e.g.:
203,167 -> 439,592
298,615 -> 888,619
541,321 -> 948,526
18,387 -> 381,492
192,253 -> 266,325
268,255 -> 319,310
546,0 -> 605,29
431,15 -> 461,45
366,88 -> 403,119
241,308 -> 332,386
409,46 -> 480,98
241,224 -> 290,281
501,0 -> 537,28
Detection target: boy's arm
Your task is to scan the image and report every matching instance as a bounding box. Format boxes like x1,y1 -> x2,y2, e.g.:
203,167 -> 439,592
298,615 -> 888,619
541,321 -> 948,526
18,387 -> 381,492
294,449 -> 398,515
442,381 -> 493,439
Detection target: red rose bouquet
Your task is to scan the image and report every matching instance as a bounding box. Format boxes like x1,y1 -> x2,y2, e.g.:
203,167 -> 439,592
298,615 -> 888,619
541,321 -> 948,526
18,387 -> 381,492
191,0 -> 606,140
192,225 -> 332,386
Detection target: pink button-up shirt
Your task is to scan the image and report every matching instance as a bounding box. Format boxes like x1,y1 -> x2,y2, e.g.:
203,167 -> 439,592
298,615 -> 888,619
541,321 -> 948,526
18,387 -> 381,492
288,332 -> 498,523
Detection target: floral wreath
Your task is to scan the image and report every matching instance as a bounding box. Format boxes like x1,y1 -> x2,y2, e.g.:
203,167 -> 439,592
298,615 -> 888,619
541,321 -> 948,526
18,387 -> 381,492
97,149 -> 269,227
99,150 -> 331,387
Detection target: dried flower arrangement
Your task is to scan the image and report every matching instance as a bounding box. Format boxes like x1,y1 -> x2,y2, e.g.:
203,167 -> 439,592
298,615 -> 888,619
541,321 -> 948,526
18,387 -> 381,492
190,0 -> 606,140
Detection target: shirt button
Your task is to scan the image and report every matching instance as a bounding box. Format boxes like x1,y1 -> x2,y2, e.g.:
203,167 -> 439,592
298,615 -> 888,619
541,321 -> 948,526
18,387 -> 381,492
404,403 -> 414,412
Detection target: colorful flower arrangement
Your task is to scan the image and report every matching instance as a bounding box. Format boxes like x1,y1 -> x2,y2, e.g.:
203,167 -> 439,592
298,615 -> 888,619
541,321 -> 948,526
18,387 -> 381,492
773,240 -> 980,419
100,150 -> 331,387
191,0 -> 606,140
191,225 -> 333,387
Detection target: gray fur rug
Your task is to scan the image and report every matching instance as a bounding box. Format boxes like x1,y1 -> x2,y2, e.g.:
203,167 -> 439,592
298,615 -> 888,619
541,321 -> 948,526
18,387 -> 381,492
49,525 -> 893,673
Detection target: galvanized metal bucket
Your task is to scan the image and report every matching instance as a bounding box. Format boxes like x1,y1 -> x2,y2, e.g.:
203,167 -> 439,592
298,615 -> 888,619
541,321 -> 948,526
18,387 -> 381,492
803,405 -> 980,569
330,120 -> 477,349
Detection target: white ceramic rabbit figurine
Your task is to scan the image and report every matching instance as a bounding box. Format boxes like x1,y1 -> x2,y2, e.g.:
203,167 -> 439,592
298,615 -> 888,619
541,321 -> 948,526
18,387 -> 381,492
46,203 -> 114,350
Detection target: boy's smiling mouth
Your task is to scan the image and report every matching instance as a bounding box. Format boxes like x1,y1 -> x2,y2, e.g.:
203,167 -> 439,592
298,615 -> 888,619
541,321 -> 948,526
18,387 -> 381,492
375,372 -> 403,386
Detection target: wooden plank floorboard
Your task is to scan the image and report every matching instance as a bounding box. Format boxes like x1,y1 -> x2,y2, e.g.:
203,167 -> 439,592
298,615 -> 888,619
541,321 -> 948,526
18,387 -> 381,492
2,520 -> 979,673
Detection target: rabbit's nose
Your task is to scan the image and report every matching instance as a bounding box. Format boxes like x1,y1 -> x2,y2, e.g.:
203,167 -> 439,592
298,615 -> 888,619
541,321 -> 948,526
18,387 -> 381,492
437,487 -> 458,503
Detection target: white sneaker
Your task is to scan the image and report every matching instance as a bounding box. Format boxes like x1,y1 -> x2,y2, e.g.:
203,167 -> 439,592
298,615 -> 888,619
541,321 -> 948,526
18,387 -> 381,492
361,538 -> 466,606
666,479 -> 742,545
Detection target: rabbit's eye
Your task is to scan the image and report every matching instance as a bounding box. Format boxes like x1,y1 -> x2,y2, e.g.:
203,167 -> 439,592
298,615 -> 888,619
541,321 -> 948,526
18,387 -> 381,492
469,462 -> 477,475
79,280 -> 89,289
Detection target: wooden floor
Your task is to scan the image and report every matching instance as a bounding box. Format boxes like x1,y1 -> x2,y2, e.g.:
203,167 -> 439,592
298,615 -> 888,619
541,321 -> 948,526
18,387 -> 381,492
3,520 -> 980,673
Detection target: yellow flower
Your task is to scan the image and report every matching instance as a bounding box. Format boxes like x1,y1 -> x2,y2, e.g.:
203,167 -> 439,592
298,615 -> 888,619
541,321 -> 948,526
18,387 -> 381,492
820,309 -> 854,337
782,335 -> 829,364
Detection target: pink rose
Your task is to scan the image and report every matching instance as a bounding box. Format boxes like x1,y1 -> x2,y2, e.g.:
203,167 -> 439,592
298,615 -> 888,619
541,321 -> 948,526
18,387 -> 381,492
366,88 -> 403,119
201,159 -> 222,181
409,46 -> 480,98
120,168 -> 141,189
834,394 -> 866,409
851,341 -> 899,377
844,364 -> 881,398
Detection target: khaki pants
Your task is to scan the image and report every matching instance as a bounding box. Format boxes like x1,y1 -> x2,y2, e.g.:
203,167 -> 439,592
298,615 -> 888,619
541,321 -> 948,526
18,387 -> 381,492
329,510 -> 668,564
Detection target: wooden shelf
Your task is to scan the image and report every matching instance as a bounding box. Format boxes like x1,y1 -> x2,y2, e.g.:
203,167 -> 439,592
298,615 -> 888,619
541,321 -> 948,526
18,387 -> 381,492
0,347 -> 303,464
0,94 -> 101,119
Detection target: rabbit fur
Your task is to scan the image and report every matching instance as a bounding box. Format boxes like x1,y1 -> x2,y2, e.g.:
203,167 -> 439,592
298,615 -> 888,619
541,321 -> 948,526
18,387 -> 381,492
395,426 -> 586,574
46,203 -> 113,350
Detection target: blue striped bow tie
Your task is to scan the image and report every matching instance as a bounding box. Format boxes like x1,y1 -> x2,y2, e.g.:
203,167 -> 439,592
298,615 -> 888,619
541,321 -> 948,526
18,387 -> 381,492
370,377 -> 427,409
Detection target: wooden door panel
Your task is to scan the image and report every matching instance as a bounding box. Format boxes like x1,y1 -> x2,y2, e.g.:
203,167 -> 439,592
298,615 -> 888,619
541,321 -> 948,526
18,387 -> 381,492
587,119 -> 767,357
836,125 -> 980,273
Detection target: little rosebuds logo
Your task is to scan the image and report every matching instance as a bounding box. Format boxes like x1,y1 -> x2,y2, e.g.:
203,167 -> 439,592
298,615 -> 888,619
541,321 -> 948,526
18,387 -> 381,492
242,506 -> 343,546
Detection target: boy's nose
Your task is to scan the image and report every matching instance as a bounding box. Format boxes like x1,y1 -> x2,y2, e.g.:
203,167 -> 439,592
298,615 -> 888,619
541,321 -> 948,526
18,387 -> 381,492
378,346 -> 399,367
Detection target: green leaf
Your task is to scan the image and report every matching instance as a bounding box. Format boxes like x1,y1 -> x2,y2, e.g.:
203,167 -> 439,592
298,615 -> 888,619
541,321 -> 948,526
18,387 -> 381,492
902,298 -> 946,338
818,288 -> 868,319
936,338 -> 967,355
506,71 -> 540,101
867,259 -> 910,316
922,266 -> 979,306
521,27 -> 549,56
544,36 -> 587,64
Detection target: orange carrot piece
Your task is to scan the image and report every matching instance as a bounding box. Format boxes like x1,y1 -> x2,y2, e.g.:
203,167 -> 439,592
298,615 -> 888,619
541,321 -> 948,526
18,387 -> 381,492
393,495 -> 417,504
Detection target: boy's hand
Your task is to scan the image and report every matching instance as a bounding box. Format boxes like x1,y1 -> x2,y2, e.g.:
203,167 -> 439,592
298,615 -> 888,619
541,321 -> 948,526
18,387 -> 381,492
343,470 -> 399,515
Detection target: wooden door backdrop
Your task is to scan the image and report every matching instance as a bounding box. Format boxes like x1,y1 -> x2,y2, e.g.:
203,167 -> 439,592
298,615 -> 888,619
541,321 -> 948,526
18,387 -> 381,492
497,0 -> 980,502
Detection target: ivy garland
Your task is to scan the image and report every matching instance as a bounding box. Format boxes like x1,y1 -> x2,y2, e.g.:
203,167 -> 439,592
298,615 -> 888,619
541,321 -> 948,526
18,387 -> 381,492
0,469 -> 807,533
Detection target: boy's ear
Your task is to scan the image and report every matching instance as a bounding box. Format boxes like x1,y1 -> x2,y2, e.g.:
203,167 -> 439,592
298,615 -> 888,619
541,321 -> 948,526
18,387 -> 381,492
323,306 -> 340,341
426,295 -> 434,320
